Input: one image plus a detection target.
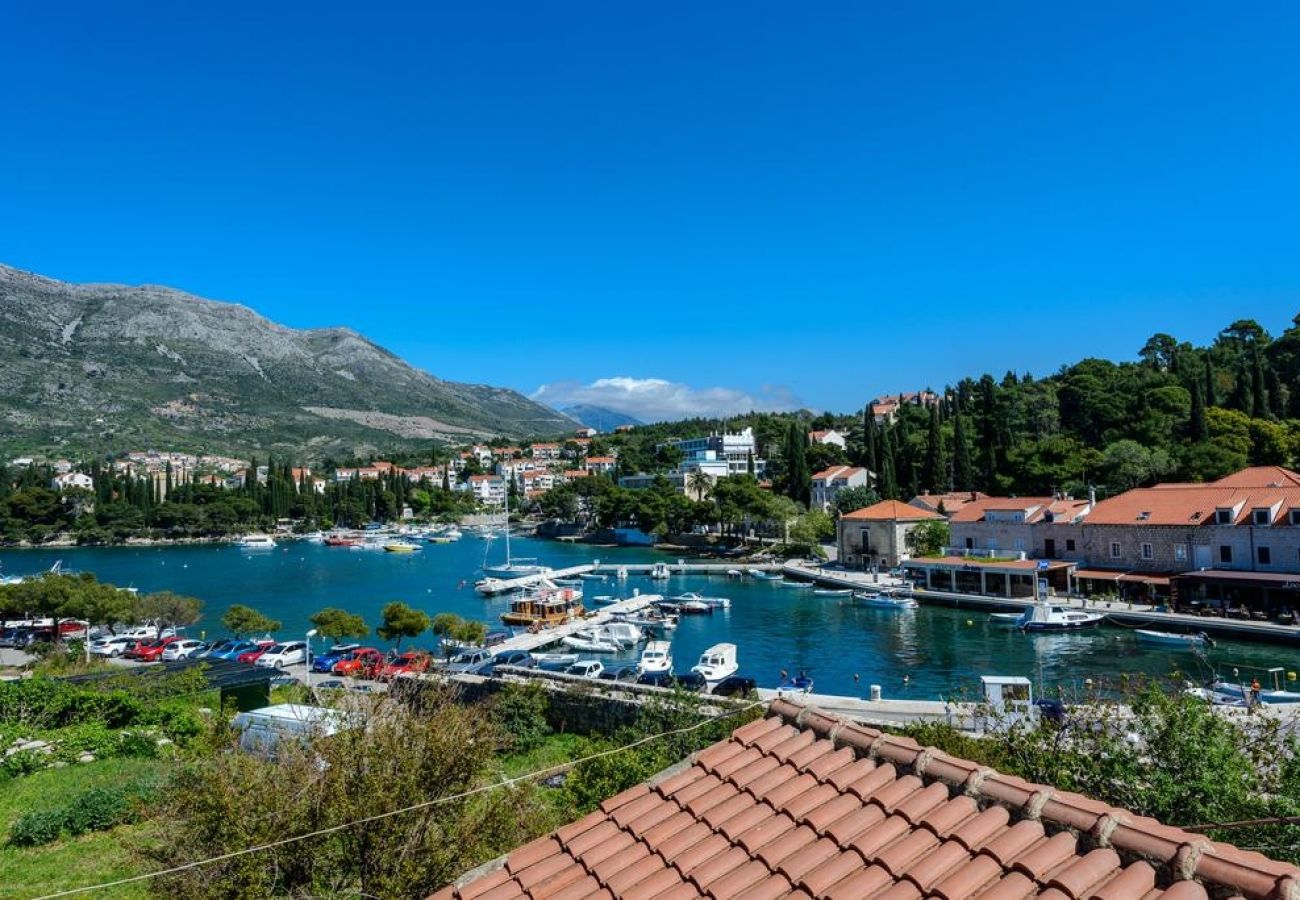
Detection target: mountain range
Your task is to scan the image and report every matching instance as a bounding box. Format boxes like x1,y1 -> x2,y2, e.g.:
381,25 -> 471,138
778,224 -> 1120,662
0,264 -> 575,459
558,405 -> 644,433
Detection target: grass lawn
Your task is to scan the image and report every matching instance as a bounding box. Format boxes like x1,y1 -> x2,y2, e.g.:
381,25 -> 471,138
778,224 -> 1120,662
0,758 -> 169,900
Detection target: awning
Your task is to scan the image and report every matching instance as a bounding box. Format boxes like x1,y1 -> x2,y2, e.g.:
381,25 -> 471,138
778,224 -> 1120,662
1074,569 -> 1122,581
1118,574 -> 1171,586
1174,570 -> 1300,589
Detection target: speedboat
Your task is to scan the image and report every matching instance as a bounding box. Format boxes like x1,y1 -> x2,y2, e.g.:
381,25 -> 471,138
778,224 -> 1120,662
579,573 -> 607,582
748,569 -> 781,581
813,587 -> 853,596
1135,629 -> 1214,649
989,612 -> 1025,626
561,633 -> 621,653
677,599 -> 711,615
671,592 -> 730,610
384,541 -> 422,553
856,590 -> 917,610
649,563 -> 671,580
639,641 -> 672,674
691,643 -> 739,685
237,534 -> 277,549
1017,601 -> 1105,631
726,569 -> 743,579
590,595 -> 618,606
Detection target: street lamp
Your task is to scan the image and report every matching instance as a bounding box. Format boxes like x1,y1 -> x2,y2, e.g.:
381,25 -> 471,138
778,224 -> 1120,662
305,628 -> 318,692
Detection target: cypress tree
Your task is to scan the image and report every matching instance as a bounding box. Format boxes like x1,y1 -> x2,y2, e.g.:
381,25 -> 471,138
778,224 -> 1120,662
1252,348 -> 1269,419
879,424 -> 899,500
1189,378 -> 1209,442
924,405 -> 945,493
952,409 -> 974,493
1203,355 -> 1216,407
864,412 -> 880,474
978,376 -> 1000,489
784,422 -> 811,506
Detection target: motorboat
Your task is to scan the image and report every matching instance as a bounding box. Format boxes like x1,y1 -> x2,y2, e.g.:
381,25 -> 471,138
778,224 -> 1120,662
1202,669 -> 1300,705
677,599 -> 711,615
855,590 -> 917,610
324,535 -> 358,547
812,588 -> 853,596
427,534 -> 456,544
671,592 -> 730,610
499,587 -> 584,627
748,569 -> 782,581
638,641 -> 673,674
726,569 -> 743,579
649,563 -> 671,580
780,579 -> 811,589
1135,629 -> 1214,649
1017,601 -> 1105,631
530,652 -> 578,670
553,578 -> 584,588
562,633 -> 622,653
989,612 -> 1025,626
384,541 -> 422,553
579,573 -> 607,581
613,612 -> 678,632
691,643 -> 739,685
594,622 -> 643,647
590,595 -> 618,606
237,534 -> 277,549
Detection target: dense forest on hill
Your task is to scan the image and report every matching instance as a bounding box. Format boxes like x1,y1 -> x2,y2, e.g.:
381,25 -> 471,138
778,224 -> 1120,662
596,315 -> 1300,502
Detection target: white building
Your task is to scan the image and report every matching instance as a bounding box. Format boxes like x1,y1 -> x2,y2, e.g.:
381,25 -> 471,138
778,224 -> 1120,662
467,474 -> 506,507
808,429 -> 848,449
50,472 -> 94,492
810,466 -> 869,512
659,427 -> 766,478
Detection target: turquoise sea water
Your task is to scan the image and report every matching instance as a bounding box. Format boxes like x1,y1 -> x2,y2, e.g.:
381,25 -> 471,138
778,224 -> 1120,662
3,539 -> 1298,700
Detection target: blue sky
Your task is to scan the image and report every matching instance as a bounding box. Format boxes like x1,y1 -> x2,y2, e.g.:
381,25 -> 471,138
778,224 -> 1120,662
4,2 -> 1300,421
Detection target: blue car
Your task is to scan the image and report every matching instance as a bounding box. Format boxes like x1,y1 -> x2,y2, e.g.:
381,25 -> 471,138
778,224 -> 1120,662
196,639 -> 236,659
311,643 -> 362,673
208,639 -> 258,660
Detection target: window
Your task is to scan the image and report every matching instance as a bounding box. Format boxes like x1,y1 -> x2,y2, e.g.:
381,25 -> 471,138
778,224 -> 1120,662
1220,545 -> 1233,564
1216,509 -> 1233,525
1066,539 -> 1076,552
1254,509 -> 1271,526
1291,510 -> 1300,526
964,537 -> 973,550
1258,546 -> 1271,565
1109,541 -> 1121,559
1174,544 -> 1187,562
1140,542 -> 1153,560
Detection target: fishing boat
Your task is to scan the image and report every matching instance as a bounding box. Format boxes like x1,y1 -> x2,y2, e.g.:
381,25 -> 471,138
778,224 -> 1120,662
671,592 -> 730,610
812,587 -> 853,596
482,488 -> 552,579
747,569 -> 782,581
639,641 -> 672,674
1201,667 -> 1300,705
691,643 -> 739,685
855,590 -> 917,610
1017,601 -> 1105,631
384,541 -> 422,553
499,587 -> 584,628
779,579 -> 811,589
324,535 -> 358,547
1135,629 -> 1214,649
237,534 -> 277,550
562,633 -> 621,653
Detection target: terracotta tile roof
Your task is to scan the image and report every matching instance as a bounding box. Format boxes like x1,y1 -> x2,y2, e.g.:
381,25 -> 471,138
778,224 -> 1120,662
842,500 -> 944,522
1086,485 -> 1300,527
948,497 -> 1091,525
813,466 -> 867,483
909,492 -> 989,516
1211,466 -> 1300,488
432,699 -> 1300,900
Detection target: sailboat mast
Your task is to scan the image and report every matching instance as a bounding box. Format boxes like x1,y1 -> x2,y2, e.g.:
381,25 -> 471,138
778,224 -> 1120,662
503,476 -> 511,566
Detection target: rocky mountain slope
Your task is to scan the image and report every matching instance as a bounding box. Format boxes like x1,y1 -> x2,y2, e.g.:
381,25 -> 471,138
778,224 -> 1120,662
559,404 -> 644,432
0,264 -> 574,458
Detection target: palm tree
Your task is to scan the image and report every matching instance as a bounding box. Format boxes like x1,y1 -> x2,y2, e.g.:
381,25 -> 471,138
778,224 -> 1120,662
687,469 -> 712,502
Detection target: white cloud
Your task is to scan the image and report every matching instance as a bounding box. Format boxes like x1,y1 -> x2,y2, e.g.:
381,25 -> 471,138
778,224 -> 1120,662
531,376 -> 804,423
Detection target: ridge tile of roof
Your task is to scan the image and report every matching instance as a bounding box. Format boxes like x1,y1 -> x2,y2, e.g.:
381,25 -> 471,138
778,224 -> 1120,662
431,700 -> 1300,900
842,500 -> 943,522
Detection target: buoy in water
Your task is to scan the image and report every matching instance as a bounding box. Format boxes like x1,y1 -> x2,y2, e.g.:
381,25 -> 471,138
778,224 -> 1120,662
966,619 -> 973,626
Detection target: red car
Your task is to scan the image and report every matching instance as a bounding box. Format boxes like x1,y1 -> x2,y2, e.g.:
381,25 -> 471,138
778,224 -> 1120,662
374,651 -> 432,682
236,640 -> 277,664
124,635 -> 182,662
333,647 -> 384,678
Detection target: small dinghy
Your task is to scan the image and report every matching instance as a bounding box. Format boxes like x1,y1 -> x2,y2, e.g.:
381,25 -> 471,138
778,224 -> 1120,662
1136,629 -> 1214,649
561,634 -> 621,653
531,652 -> 579,669
856,590 -> 917,610
778,673 -> 814,693
813,588 -> 853,596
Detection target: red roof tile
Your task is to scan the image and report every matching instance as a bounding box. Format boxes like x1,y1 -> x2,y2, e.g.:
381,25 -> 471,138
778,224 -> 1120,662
842,499 -> 943,522
432,700 -> 1300,900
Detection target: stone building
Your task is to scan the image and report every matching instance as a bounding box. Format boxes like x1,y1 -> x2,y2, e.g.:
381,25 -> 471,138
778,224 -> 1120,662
836,499 -> 943,568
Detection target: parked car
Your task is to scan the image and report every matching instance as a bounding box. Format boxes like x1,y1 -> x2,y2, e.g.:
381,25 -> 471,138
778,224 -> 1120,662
483,630 -> 511,647
635,670 -> 674,688
207,639 -> 258,660
311,643 -> 361,673
444,649 -> 493,675
236,640 -> 277,664
89,635 -> 138,658
333,647 -> 384,678
197,639 -> 237,658
126,635 -> 182,662
255,641 -> 308,669
375,651 -> 432,681
711,675 -> 758,698
598,664 -> 641,683
482,649 -> 535,675
160,639 -> 208,661
565,660 -> 604,679
635,671 -> 707,692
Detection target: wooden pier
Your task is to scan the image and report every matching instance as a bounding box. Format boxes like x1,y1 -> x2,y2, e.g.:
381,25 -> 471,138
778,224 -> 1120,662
476,561 -> 783,595
491,591 -> 661,654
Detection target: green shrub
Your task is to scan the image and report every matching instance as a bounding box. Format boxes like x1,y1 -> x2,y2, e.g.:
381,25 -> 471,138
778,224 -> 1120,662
7,809 -> 65,847
6,778 -> 160,847
0,749 -> 48,779
491,683 -> 552,753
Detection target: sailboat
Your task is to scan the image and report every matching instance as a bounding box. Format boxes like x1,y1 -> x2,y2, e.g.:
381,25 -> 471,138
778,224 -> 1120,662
481,484 -> 551,579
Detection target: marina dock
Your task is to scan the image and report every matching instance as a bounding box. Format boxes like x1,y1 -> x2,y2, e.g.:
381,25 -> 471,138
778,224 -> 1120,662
476,561 -> 783,595
491,591 -> 660,654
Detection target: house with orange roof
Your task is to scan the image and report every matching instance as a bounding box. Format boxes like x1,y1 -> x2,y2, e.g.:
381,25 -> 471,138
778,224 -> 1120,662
560,469 -> 590,482
836,499 -> 944,568
948,494 -> 1094,563
585,456 -> 618,476
909,490 -> 989,517
807,428 -> 847,449
870,389 -> 938,423
467,474 -> 506,507
530,442 -> 562,461
433,696 -> 1300,900
810,465 -> 869,512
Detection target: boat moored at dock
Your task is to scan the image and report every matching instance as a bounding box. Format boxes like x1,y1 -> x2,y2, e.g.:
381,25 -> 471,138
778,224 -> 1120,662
691,642 -> 739,685
1017,601 -> 1105,631
1135,629 -> 1213,649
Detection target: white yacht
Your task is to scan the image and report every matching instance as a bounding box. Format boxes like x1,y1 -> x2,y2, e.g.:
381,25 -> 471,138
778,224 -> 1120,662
671,592 -> 730,610
237,534 -> 277,550
1017,601 -> 1104,631
691,643 -> 739,685
639,641 -> 672,674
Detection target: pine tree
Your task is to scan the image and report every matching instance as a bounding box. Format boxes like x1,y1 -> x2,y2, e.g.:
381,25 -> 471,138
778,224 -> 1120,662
952,407 -> 974,492
879,424 -> 899,500
1189,378 -> 1209,442
924,405 -> 945,493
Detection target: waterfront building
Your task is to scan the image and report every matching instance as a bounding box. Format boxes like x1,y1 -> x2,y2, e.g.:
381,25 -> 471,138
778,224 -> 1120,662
836,499 -> 944,568
948,495 -> 1093,562
810,465 -> 869,512
658,427 -> 766,478
466,474 -> 506,507
909,490 -> 988,517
